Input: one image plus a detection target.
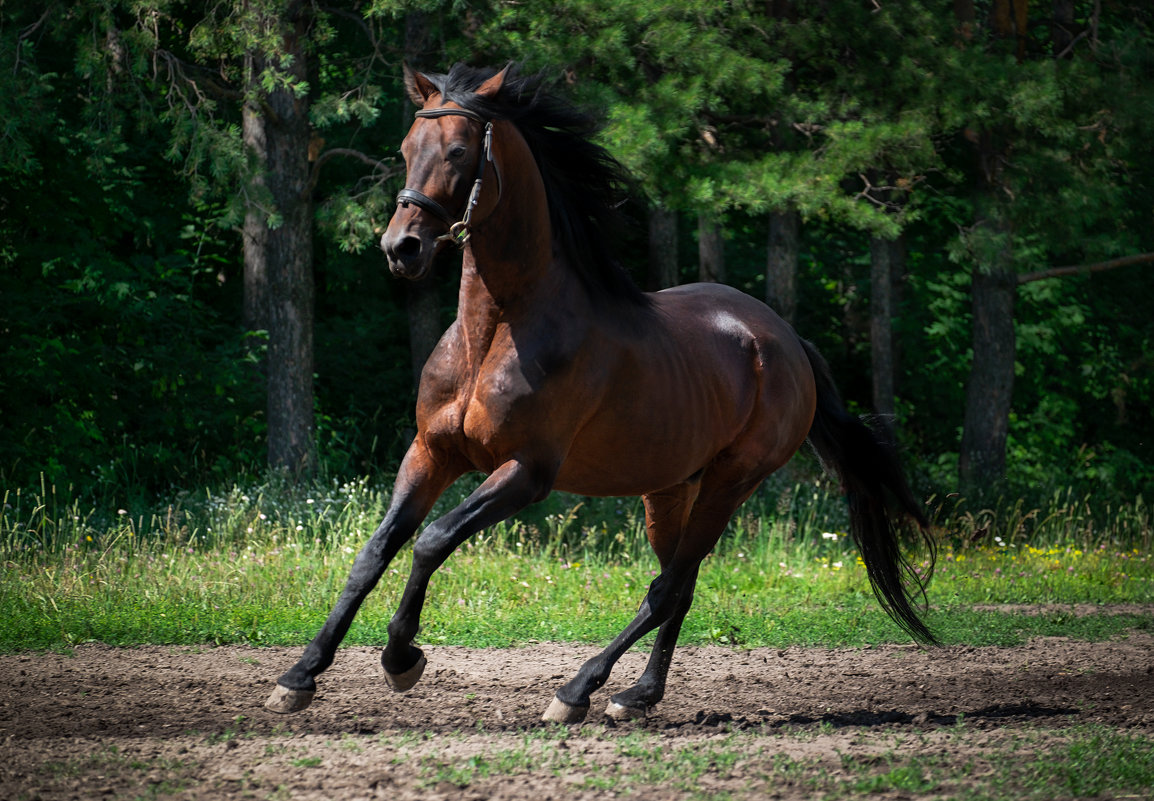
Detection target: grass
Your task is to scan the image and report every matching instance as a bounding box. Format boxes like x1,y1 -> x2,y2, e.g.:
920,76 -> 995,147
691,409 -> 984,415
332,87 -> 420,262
5,475 -> 1151,800
12,718 -> 1153,801
285,722 -> 1154,800
0,474 -> 1151,652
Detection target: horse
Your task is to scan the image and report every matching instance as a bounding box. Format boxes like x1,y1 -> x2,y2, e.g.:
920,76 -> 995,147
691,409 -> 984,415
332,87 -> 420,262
265,63 -> 936,724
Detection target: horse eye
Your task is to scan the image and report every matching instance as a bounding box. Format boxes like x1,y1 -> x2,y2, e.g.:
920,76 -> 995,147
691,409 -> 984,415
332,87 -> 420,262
447,144 -> 467,161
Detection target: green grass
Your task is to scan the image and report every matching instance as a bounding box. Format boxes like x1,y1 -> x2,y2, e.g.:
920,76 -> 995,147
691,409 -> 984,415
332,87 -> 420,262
15,718 -> 1153,801
399,723 -> 1154,800
1,475 -> 1150,651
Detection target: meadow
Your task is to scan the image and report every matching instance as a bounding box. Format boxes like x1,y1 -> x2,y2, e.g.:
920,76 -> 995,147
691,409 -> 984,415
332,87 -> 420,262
2,474 -> 1153,801
2,472 -> 1150,652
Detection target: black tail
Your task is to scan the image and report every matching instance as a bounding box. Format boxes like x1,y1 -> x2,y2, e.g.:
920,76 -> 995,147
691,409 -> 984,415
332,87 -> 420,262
800,339 -> 938,645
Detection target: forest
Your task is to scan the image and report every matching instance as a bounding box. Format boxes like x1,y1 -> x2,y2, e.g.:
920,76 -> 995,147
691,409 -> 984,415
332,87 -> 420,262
2,0 -> 1152,512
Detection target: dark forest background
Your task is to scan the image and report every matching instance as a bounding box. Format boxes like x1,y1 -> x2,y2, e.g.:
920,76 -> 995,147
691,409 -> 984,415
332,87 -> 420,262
2,0 -> 1151,511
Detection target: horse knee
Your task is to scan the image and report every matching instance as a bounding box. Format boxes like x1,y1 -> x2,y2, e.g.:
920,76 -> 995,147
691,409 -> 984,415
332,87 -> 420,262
644,574 -> 684,620
410,524 -> 452,571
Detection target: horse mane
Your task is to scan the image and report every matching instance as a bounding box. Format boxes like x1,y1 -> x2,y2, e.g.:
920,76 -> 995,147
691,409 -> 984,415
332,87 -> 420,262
425,63 -> 650,308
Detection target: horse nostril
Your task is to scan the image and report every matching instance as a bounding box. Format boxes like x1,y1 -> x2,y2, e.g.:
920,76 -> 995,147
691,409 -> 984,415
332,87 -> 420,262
395,236 -> 421,260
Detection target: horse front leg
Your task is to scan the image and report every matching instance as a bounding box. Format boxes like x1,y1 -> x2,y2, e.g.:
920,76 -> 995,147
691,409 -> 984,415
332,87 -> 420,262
379,458 -> 554,689
265,443 -> 458,714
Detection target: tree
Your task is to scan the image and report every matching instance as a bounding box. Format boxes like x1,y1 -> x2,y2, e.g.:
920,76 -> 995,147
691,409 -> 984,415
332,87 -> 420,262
239,0 -> 318,476
948,0 -> 1154,492
646,205 -> 679,290
766,210 -> 800,325
116,0 -> 404,478
697,214 -> 724,283
869,234 -> 903,420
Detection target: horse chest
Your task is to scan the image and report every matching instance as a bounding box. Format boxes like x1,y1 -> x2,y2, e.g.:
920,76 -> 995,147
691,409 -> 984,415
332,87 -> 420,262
421,344 -> 561,468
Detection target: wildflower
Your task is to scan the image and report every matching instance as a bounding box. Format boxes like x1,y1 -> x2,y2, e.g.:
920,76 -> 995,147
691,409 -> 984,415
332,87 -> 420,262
117,509 -> 127,516
821,532 -> 838,541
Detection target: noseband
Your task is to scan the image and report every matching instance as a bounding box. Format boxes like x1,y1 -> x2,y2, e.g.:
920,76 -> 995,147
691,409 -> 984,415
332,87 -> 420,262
396,106 -> 497,248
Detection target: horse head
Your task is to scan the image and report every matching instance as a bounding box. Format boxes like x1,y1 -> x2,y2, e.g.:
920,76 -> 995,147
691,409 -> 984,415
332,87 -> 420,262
381,66 -> 508,280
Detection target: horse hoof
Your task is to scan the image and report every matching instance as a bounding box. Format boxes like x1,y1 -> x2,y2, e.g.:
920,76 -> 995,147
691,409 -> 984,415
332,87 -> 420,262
382,651 -> 427,692
605,700 -> 647,721
542,695 -> 589,724
265,683 -> 315,714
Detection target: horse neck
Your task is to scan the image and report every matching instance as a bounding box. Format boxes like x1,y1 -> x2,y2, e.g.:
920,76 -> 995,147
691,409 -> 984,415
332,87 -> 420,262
458,120 -> 565,320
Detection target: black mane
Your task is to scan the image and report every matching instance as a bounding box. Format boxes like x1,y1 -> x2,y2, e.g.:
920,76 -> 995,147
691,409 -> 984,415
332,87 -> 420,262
423,63 -> 649,307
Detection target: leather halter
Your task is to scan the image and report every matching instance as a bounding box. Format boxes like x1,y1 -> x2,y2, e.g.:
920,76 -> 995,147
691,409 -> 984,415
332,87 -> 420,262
395,106 -> 497,248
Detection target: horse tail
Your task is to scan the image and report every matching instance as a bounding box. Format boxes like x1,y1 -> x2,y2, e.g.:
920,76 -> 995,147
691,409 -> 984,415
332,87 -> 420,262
800,338 -> 938,645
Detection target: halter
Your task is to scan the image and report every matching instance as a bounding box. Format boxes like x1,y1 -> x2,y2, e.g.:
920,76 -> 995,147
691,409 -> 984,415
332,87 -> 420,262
396,106 -> 497,248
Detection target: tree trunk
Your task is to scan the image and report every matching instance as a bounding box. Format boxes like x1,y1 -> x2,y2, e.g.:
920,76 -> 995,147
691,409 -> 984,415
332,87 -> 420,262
245,3 -> 316,477
766,209 -> 799,324
869,235 -> 902,419
647,204 -> 678,290
406,282 -> 441,387
697,214 -> 724,283
403,10 -> 443,389
959,259 -> 1016,492
242,101 -> 269,342
1052,0 -> 1075,55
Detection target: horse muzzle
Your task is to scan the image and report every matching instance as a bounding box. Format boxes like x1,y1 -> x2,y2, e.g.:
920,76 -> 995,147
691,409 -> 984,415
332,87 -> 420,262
381,228 -> 434,281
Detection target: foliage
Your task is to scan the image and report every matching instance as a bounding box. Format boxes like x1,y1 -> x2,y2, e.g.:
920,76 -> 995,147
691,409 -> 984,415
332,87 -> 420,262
1,0 -> 1152,505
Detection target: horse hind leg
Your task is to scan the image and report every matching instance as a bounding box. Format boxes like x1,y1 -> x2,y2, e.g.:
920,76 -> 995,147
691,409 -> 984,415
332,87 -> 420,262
597,476 -> 763,721
542,563 -> 698,723
604,565 -> 699,720
601,486 -> 699,720
543,483 -> 724,724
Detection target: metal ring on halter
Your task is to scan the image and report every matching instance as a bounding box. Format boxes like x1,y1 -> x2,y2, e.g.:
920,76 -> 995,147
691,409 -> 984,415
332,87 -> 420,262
395,106 -> 498,249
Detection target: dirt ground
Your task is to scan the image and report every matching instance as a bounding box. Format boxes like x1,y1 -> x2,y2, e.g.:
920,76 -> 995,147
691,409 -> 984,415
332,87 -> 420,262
2,617 -> 1153,800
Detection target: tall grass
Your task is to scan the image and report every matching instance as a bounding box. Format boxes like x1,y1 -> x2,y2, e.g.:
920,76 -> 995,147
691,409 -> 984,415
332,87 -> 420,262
1,473 -> 1151,652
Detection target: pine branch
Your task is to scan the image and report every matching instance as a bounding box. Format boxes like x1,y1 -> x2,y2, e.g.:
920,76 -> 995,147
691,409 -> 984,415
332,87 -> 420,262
1017,252 -> 1154,285
305,148 -> 399,196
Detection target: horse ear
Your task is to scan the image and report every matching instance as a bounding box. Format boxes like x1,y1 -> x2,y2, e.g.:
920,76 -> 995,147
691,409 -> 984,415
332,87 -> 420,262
403,63 -> 438,106
475,64 -> 512,100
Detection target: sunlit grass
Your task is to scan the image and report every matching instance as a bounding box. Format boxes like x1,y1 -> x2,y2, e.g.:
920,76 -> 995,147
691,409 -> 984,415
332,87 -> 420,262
1,476 -> 1150,651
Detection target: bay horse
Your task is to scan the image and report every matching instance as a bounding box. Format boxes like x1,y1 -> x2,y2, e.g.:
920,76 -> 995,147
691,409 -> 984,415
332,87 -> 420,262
266,63 -> 936,724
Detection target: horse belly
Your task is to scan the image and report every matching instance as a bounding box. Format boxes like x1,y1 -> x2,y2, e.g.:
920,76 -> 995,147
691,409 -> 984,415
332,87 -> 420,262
554,362 -> 754,497
554,288 -> 811,497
